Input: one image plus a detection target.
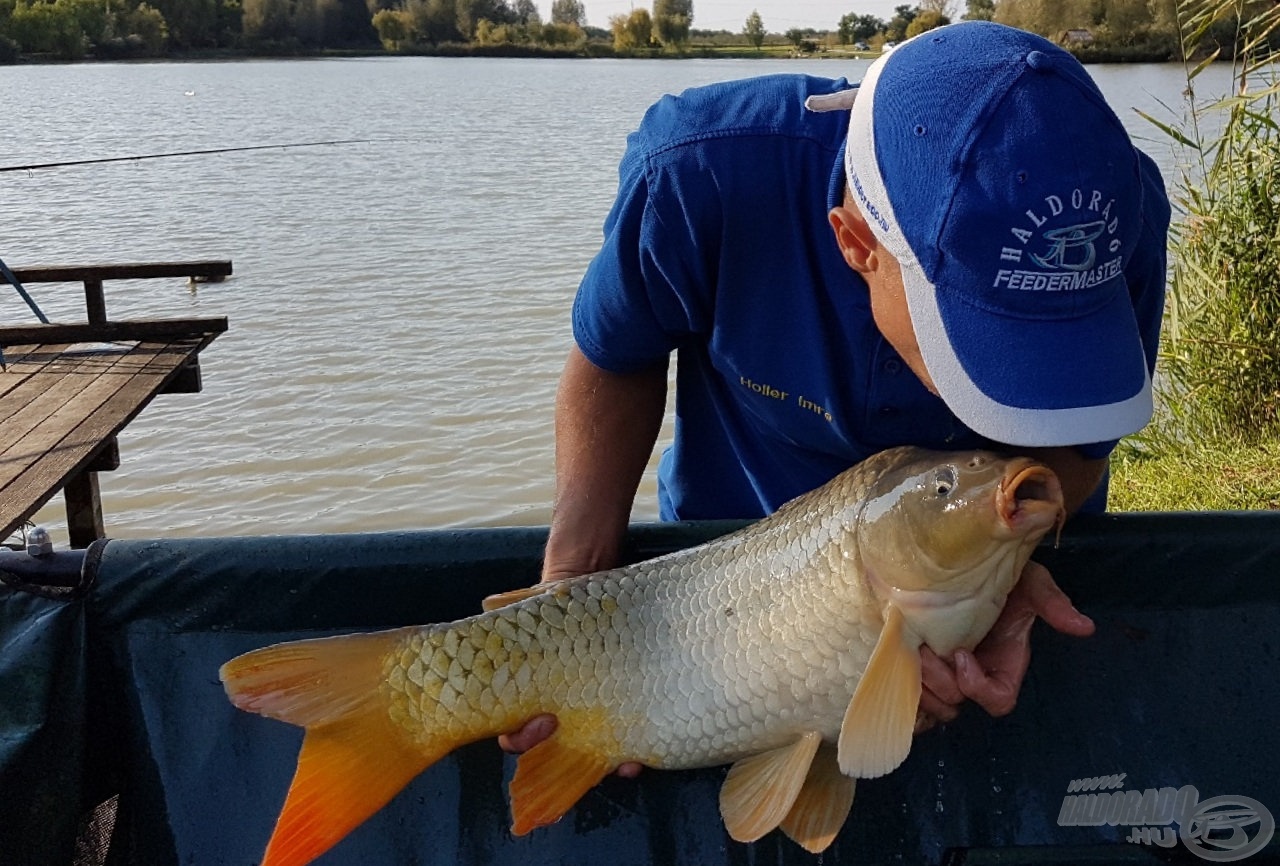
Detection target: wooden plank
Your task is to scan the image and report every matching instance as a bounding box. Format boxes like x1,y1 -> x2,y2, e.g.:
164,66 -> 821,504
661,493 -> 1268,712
0,358 -> 156,540
0,346 -> 122,428
0,318 -> 227,346
0,346 -> 156,492
0,336 -> 209,541
11,261 -> 233,283
0,343 -> 78,403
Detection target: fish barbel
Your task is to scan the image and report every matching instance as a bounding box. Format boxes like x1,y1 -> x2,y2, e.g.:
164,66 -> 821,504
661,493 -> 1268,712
220,446 -> 1065,865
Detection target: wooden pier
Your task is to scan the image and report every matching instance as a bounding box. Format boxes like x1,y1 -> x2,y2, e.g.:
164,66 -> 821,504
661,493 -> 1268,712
0,261 -> 230,548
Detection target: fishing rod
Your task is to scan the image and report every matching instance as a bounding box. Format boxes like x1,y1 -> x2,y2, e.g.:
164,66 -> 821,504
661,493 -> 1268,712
0,139 -> 374,173
0,255 -> 50,371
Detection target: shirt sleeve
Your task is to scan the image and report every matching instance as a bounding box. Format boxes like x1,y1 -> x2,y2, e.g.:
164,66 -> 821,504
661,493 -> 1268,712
572,125 -> 718,374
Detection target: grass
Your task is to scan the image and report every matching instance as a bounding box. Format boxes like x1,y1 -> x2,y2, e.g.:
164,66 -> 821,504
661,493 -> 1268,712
1109,442 -> 1280,510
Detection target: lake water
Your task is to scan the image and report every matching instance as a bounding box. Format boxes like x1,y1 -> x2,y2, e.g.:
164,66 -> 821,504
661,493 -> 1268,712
0,56 -> 1235,542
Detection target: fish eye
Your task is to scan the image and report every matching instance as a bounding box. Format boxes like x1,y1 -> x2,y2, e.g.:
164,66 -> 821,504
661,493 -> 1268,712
933,468 -> 957,497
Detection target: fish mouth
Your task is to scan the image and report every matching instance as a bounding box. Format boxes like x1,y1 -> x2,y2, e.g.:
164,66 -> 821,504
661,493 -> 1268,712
997,459 -> 1067,541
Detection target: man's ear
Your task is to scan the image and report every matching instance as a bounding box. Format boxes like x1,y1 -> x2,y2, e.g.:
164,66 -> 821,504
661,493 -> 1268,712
829,203 -> 879,274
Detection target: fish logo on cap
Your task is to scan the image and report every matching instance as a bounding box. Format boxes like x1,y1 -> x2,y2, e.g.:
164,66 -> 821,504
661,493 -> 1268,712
1031,221 -> 1107,271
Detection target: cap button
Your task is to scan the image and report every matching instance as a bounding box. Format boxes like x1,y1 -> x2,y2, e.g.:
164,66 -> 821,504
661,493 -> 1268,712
1026,49 -> 1050,70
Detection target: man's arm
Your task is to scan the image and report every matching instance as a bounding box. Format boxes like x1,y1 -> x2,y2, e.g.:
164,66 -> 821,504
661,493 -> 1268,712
541,345 -> 668,581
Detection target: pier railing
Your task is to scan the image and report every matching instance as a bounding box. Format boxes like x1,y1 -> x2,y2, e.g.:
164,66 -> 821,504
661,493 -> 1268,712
0,260 -> 230,547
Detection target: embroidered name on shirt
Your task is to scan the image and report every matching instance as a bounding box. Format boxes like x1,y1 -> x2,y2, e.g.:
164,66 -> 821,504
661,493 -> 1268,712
740,376 -> 788,401
740,377 -> 833,423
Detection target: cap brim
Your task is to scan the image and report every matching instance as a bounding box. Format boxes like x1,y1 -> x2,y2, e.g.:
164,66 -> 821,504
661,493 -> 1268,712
902,255 -> 1153,447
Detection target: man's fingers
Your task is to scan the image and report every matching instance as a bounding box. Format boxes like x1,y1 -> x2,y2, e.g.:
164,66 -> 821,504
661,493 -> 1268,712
498,715 -> 642,779
958,607 -> 1035,718
912,563 -> 1095,724
541,570 -> 584,583
497,713 -> 557,754
954,650 -> 1020,717
919,685 -> 961,723
920,646 -> 964,706
1016,561 -> 1095,637
918,647 -> 962,728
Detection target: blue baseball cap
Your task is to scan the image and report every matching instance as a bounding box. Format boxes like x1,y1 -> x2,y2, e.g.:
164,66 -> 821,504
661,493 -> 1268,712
813,22 -> 1152,447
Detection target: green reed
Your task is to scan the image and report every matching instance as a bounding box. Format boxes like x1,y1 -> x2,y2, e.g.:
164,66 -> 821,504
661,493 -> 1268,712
1137,0 -> 1280,446
1108,0 -> 1280,509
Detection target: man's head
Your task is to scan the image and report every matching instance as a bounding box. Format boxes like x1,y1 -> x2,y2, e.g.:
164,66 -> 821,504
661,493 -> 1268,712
818,21 -> 1153,449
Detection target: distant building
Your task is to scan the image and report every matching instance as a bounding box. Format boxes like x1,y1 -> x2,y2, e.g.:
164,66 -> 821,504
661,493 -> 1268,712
1062,29 -> 1095,46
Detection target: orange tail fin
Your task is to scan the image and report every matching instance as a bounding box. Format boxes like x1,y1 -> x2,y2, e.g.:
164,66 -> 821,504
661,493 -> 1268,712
220,631 -> 446,866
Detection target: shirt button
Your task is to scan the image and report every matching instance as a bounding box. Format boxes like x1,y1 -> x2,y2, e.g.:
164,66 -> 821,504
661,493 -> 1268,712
884,358 -> 902,374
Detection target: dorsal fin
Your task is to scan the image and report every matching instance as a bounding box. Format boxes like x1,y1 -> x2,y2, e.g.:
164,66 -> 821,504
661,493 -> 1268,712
481,584 -> 551,611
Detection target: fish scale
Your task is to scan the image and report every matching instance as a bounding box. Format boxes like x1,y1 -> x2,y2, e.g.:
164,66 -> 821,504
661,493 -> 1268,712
368,457 -> 899,770
221,446 -> 1066,866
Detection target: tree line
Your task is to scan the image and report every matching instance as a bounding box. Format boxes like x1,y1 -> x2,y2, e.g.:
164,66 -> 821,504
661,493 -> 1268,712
0,0 -> 1274,62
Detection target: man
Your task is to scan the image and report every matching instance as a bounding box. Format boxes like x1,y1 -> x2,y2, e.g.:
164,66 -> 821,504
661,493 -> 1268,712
503,22 -> 1170,773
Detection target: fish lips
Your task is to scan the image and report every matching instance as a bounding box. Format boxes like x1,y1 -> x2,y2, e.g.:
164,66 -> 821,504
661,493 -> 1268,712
996,460 -> 1066,539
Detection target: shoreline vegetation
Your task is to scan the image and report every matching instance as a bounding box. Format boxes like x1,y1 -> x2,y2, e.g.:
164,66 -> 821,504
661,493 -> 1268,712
0,42 -> 1205,65
3,0 -> 1271,65
1109,0 -> 1280,511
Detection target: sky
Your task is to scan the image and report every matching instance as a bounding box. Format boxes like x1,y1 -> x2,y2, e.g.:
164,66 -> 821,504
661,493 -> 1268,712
553,1 -> 909,33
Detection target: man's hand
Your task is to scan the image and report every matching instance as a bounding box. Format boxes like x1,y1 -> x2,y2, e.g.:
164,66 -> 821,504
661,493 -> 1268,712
497,715 -> 644,777
917,560 -> 1094,731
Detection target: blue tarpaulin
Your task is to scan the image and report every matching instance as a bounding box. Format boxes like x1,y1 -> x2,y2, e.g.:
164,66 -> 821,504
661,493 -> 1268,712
1,514 -> 1278,865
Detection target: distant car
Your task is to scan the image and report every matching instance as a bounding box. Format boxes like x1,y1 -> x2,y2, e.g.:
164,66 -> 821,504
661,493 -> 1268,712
853,41 -> 868,50
882,41 -> 897,52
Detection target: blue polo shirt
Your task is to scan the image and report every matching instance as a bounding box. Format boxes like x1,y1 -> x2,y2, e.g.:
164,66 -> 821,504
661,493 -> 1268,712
572,74 -> 1167,520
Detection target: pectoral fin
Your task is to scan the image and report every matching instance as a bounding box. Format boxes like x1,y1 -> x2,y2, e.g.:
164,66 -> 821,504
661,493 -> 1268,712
719,731 -> 822,843
779,742 -> 855,853
509,735 -> 612,834
838,605 -> 922,778
482,584 -> 550,612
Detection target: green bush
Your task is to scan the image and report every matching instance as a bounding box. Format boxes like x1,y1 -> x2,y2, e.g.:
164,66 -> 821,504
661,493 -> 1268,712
371,7 -> 408,49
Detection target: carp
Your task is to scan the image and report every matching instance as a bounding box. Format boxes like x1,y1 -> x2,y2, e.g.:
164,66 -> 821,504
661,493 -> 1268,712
220,445 -> 1065,866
